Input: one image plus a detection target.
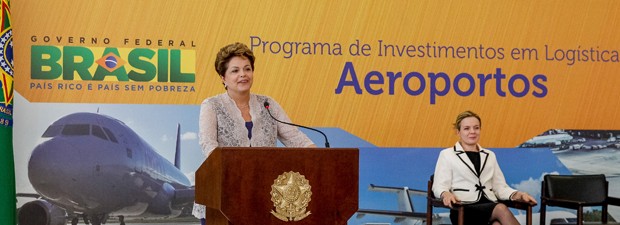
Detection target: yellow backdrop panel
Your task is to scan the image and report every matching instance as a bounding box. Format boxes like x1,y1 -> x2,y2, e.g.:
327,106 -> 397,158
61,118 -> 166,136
12,0 -> 620,147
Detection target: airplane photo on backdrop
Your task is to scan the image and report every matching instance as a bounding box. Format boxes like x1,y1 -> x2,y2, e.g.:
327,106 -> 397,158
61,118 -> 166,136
11,95 -> 591,225
357,184 -> 435,225
17,112 -> 195,225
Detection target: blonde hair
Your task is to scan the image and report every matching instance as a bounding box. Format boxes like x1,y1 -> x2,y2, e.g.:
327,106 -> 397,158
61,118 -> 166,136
453,111 -> 481,130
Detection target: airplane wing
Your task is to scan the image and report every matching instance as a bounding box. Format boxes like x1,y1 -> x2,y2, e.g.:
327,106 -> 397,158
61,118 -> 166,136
369,184 -> 427,196
16,193 -> 41,199
357,208 -> 426,222
356,184 -> 430,224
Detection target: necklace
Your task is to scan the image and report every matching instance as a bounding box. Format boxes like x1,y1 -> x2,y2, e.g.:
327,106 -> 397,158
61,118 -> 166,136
237,104 -> 249,109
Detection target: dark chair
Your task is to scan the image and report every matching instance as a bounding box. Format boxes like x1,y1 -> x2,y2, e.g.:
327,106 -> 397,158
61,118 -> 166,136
426,175 -> 535,225
540,174 -> 620,225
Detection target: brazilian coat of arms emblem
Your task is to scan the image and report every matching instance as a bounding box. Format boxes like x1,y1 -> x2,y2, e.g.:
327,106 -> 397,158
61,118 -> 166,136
270,171 -> 312,221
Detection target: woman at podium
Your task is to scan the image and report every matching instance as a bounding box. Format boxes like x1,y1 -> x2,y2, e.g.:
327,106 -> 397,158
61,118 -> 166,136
432,111 -> 537,225
192,42 -> 316,224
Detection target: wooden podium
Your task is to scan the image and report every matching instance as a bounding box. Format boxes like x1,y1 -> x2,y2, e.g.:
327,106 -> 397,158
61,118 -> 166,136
195,147 -> 359,225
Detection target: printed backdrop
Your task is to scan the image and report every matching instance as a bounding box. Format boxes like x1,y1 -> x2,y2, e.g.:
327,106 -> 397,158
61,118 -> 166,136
10,0 -> 620,224
14,0 -> 620,148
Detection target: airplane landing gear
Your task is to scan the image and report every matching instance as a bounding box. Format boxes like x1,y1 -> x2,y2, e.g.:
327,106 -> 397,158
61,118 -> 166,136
90,216 -> 101,225
82,214 -> 90,224
71,217 -> 79,225
119,215 -> 126,225
88,214 -> 107,225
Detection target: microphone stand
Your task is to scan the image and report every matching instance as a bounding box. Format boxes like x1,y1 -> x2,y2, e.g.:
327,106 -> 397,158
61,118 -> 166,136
264,101 -> 330,148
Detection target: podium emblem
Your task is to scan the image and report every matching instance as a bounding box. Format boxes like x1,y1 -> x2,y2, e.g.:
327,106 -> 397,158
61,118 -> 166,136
270,171 -> 312,221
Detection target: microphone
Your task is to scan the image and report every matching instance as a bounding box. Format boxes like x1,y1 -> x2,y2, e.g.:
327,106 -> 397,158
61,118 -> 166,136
264,101 -> 330,148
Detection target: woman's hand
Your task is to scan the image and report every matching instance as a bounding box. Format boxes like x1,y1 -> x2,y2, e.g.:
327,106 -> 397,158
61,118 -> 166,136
511,191 -> 538,204
441,191 -> 460,208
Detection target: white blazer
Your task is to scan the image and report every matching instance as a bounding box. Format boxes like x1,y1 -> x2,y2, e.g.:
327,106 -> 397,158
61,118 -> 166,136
432,142 -> 516,203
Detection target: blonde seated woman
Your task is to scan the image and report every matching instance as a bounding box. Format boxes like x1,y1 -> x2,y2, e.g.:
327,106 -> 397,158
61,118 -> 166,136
432,111 -> 537,225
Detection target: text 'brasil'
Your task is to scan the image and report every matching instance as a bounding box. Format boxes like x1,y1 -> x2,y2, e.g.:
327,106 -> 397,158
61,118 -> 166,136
31,45 -> 195,83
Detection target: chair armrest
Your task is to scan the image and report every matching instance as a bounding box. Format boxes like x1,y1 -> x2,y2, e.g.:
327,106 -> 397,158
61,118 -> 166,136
429,196 -> 463,209
607,196 -> 620,206
542,197 -> 587,208
499,200 -> 536,210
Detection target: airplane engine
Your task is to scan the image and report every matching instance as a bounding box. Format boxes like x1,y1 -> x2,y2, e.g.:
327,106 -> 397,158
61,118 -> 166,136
149,182 -> 175,215
18,199 -> 67,225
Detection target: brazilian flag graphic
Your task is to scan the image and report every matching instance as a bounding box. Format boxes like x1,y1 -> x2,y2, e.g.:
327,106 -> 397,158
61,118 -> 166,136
0,0 -> 15,223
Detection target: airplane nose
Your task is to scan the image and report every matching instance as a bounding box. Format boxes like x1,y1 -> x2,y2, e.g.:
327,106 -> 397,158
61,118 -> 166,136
28,139 -> 82,200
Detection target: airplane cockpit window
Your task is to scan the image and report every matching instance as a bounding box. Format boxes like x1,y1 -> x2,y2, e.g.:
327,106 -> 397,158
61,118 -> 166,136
42,125 -> 63,137
91,125 -> 108,141
61,124 -> 90,136
103,127 -> 119,143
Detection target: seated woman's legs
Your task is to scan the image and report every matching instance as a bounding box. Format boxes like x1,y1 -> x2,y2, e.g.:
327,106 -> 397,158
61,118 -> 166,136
490,203 -> 519,225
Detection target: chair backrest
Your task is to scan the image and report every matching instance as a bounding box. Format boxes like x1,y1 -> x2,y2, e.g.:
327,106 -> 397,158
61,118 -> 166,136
428,175 -> 436,198
543,174 -> 607,203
